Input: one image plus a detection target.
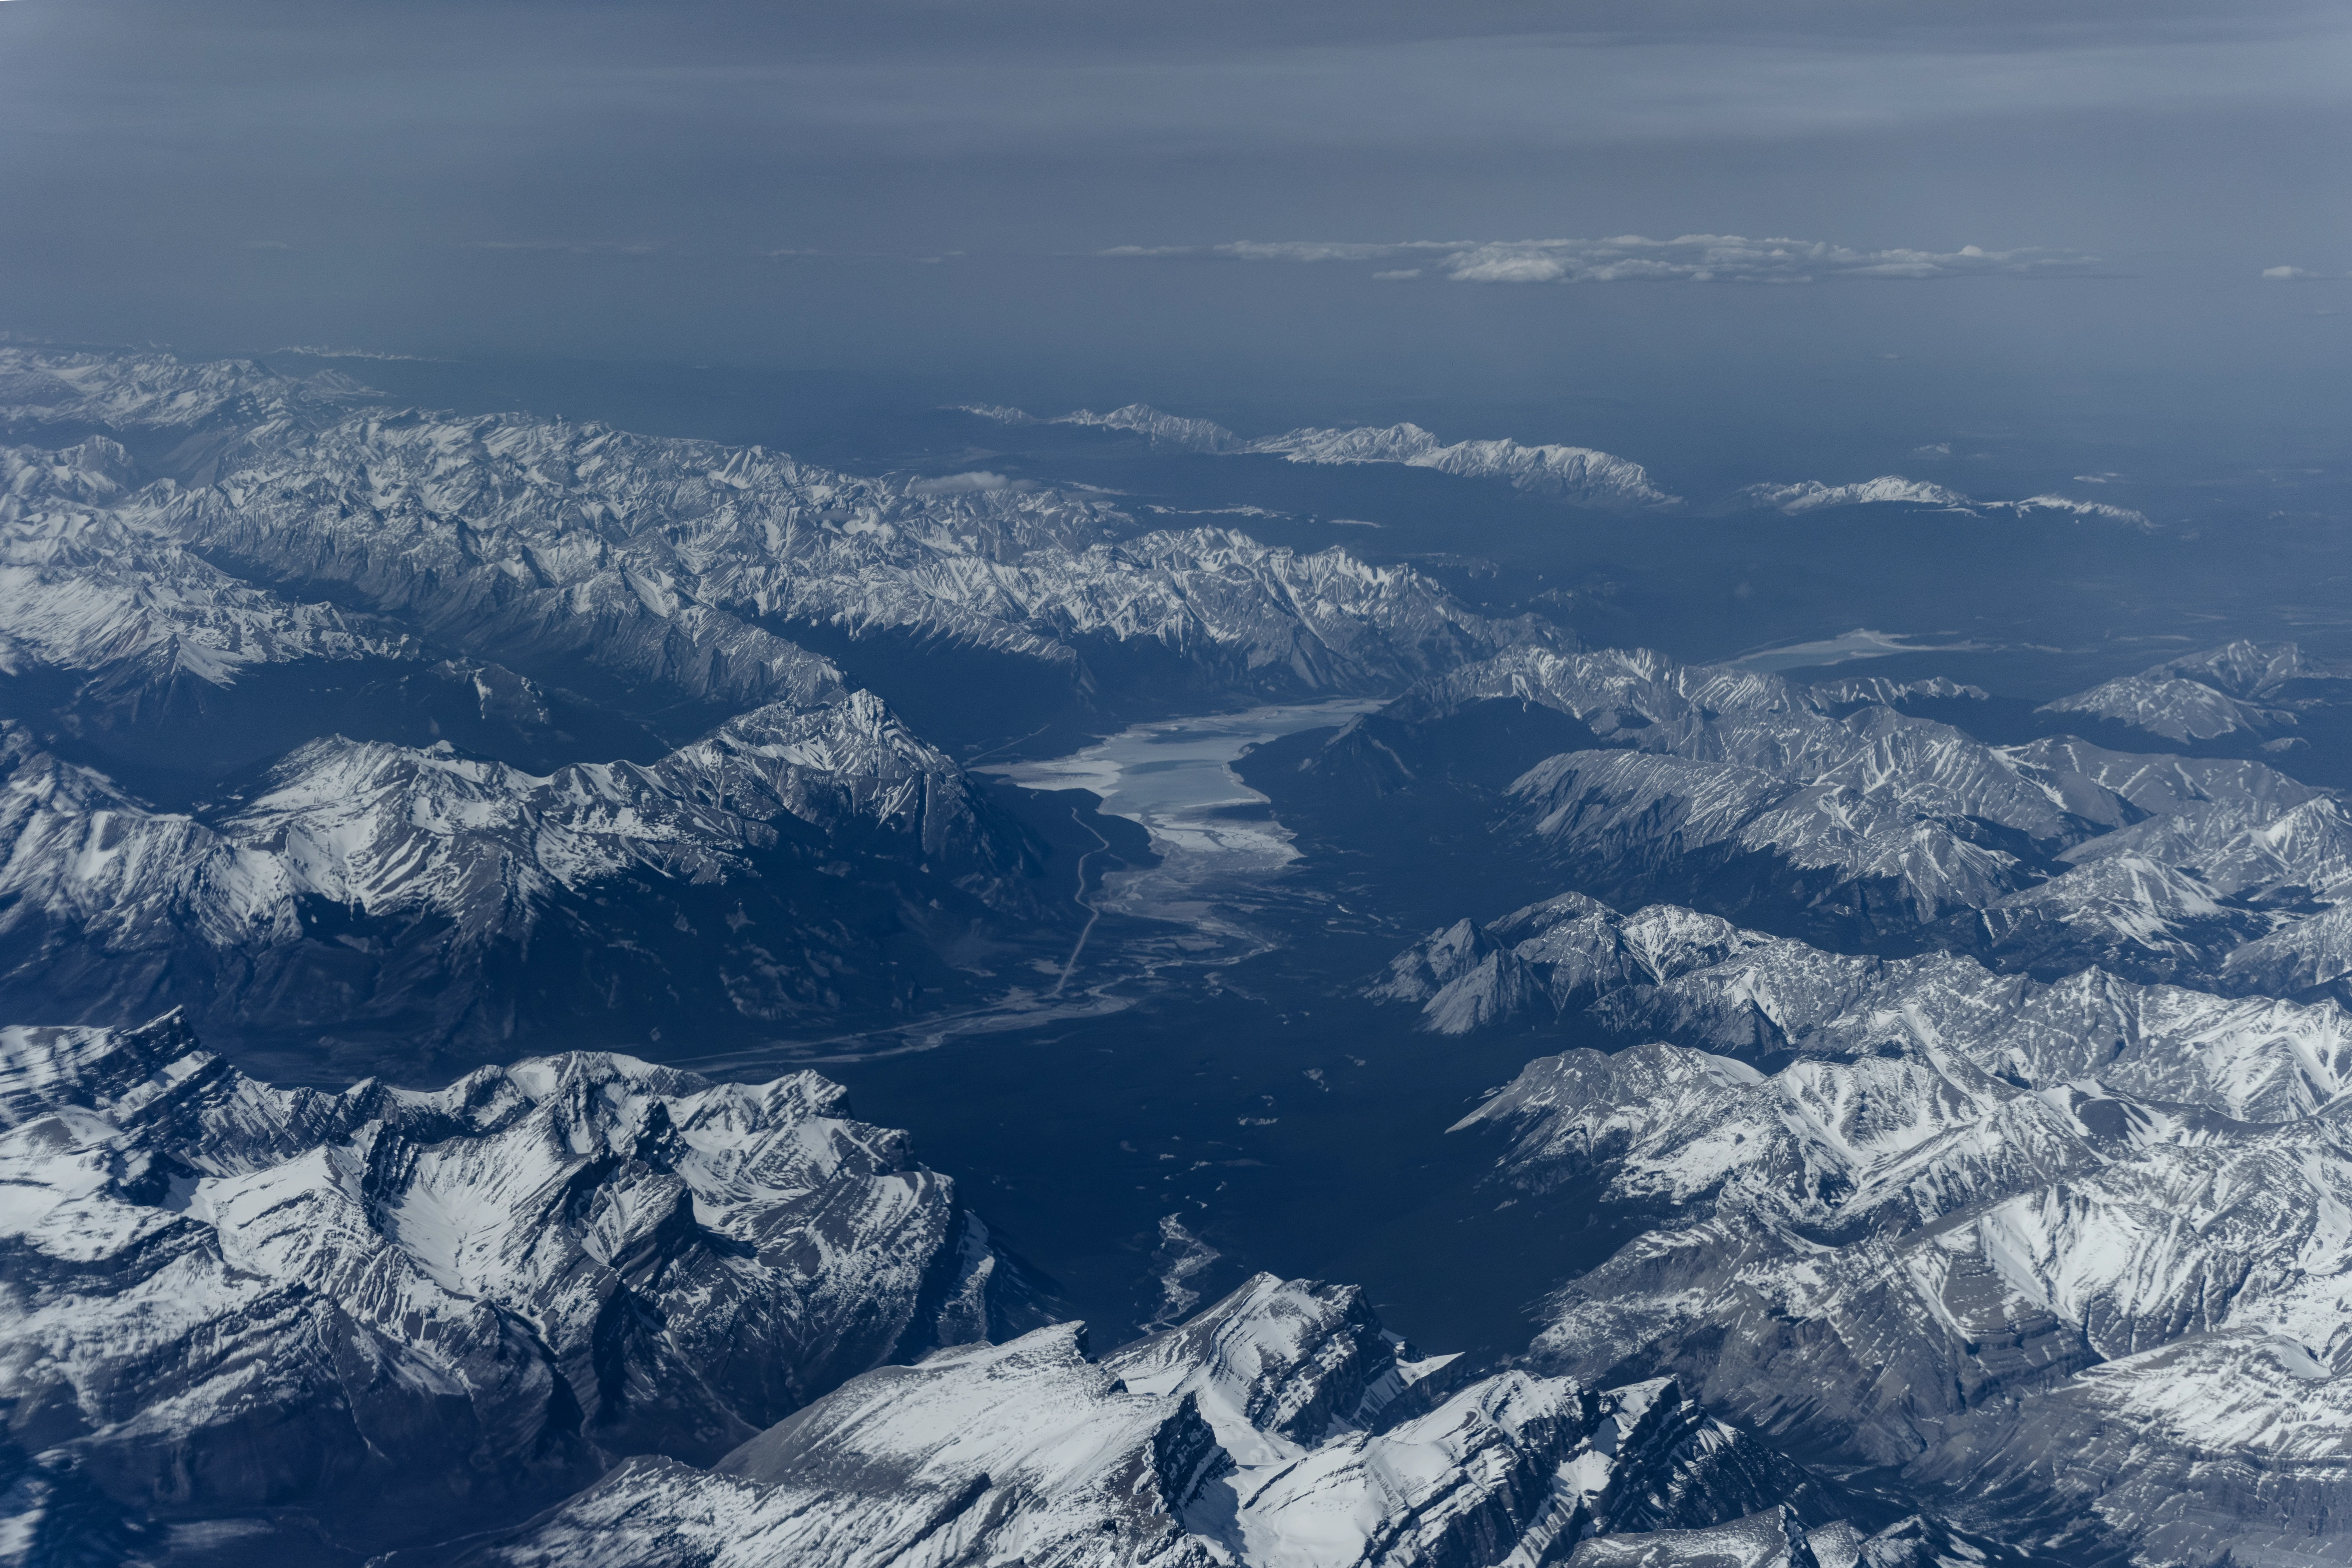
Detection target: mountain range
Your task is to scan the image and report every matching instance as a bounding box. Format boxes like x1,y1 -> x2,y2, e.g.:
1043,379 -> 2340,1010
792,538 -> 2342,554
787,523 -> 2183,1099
0,348 -> 1554,1073
1290,642 -> 2352,997
4,345 -> 2348,1567
1374,891 -> 2352,1564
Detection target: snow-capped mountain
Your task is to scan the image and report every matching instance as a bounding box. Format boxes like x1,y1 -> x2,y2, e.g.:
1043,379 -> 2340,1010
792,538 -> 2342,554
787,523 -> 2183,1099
966,402 -> 1678,508
1336,645 -> 2101,929
0,693 -> 1042,1064
0,353 -> 1550,751
1739,477 -> 1972,514
1352,880 -> 2352,1561
1246,422 -> 1677,508
1015,401 -> 1249,452
1316,644 -> 2352,990
0,1012 -> 1047,1560
1379,894 -> 2352,1120
2039,640 -> 2352,743
11,341 -> 2346,1568
1465,1026 -> 2352,1566
0,348 -> 370,437
0,436 -> 423,697
0,344 -> 1575,1059
1740,475 -> 2150,527
436,1271 -> 1933,1568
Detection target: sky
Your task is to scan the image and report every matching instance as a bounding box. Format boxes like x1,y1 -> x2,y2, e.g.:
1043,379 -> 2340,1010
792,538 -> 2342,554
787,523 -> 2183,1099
1,0 -> 2347,496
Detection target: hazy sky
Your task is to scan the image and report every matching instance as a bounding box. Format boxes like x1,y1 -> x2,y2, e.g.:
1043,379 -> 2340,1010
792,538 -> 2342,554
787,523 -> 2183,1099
2,0 -> 2346,486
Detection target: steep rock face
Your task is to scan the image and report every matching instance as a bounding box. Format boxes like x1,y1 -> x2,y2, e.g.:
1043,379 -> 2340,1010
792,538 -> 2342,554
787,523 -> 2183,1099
0,1013 -> 1044,1557
1903,1329 -> 2352,1567
452,1325 -> 1236,1568
1352,648 -> 2096,935
0,704 -> 1040,1060
1033,401 -> 1248,452
159,410 -> 853,713
2223,901 -> 2352,995
1743,477 -> 1972,514
1940,851 -> 2270,983
1561,1507 -> 2018,1568
1459,1038 -> 2099,1238
1372,647 -> 1814,739
448,1273 -> 1841,1568
2057,792 -> 2352,902
2038,641 -> 2352,742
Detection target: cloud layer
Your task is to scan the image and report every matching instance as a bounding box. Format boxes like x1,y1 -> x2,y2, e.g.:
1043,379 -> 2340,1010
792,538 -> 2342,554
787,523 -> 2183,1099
1100,234 -> 2095,285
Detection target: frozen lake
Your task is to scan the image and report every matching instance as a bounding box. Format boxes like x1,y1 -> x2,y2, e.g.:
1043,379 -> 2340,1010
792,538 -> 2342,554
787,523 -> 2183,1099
981,697 -> 1383,931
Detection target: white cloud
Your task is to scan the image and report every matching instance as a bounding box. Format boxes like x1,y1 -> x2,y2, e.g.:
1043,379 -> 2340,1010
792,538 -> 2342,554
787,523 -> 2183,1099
1370,269 -> 1422,281
2262,265 -> 2332,279
1102,232 -> 2094,285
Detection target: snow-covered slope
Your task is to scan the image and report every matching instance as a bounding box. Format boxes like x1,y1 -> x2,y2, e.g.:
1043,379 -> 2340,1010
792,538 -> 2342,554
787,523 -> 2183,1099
1036,402 -> 1249,452
2039,640 -> 2352,742
442,1271 -> 1891,1568
0,436 -> 422,699
0,1012 -> 1046,1558
1378,895 -> 2352,1121
1741,475 -> 2150,527
1337,645 -> 2352,986
0,697 -> 1040,1058
1385,886 -> 2352,1561
0,348 -> 367,435
1471,1032 -> 2352,1564
1389,648 -> 2103,930
1739,477 -> 1973,514
0,354 -> 1549,726
1246,421 -> 1677,508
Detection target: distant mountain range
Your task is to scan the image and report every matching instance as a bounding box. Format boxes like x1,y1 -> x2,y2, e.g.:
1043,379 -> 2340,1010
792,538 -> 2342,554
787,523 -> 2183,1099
962,402 -> 2151,525
962,402 -> 1679,509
